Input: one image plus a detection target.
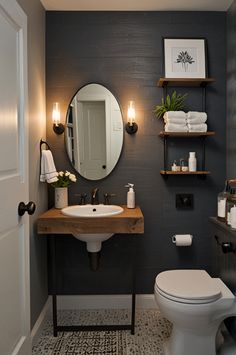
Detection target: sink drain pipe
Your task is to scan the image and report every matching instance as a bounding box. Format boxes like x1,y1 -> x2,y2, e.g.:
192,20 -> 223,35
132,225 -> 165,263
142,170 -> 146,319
88,251 -> 101,271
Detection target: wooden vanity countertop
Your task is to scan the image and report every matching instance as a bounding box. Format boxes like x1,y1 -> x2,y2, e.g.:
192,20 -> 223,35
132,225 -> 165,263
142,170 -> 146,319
37,205 -> 144,235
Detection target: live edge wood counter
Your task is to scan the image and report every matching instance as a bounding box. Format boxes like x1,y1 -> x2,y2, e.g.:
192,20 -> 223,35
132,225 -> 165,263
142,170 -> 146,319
37,205 -> 144,235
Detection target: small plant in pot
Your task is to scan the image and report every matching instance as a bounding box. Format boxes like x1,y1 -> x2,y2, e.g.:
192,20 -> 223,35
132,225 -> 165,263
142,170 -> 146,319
154,91 -> 187,119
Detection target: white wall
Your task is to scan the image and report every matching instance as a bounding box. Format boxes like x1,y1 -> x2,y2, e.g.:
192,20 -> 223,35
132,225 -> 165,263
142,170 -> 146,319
16,0 -> 48,329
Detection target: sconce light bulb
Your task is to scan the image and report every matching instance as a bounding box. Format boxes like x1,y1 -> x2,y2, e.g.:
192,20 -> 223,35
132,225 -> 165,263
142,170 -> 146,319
125,100 -> 138,134
52,102 -> 60,126
127,101 -> 135,125
52,102 -> 65,135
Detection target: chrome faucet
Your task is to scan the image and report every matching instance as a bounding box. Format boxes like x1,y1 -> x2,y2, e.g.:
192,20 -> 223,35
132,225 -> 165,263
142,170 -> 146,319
91,188 -> 99,205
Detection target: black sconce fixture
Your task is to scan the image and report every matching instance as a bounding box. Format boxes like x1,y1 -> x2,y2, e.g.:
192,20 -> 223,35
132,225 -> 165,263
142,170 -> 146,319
52,102 -> 65,135
125,101 -> 138,134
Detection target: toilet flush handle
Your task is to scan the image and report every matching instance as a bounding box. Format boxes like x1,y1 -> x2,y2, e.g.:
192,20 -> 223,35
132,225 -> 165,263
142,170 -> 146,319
215,235 -> 236,254
221,242 -> 235,254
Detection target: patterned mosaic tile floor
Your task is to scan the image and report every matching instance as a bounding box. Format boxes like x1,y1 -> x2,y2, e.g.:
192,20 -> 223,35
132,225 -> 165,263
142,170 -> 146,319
32,309 -> 172,355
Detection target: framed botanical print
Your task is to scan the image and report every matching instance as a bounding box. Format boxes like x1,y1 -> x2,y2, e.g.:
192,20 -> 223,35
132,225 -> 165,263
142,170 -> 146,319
163,38 -> 207,78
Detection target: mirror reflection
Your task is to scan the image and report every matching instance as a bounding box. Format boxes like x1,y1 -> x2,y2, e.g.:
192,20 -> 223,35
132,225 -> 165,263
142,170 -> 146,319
65,84 -> 123,180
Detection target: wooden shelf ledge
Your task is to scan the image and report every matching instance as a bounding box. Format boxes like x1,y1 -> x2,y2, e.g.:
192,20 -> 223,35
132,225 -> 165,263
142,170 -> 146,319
159,131 -> 215,137
158,78 -> 215,87
37,205 -> 144,235
160,170 -> 210,175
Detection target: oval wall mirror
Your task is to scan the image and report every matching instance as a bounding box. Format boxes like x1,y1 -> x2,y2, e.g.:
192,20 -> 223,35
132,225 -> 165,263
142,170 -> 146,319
65,83 -> 123,180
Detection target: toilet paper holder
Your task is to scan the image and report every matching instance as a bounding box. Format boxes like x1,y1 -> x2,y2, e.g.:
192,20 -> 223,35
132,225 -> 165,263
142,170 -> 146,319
172,234 -> 193,246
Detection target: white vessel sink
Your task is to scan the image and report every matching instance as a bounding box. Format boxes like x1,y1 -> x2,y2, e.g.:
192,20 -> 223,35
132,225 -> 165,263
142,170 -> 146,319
61,204 -> 124,252
61,204 -> 124,218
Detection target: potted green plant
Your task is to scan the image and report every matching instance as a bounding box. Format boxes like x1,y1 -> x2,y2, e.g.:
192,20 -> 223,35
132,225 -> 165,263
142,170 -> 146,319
154,91 -> 187,119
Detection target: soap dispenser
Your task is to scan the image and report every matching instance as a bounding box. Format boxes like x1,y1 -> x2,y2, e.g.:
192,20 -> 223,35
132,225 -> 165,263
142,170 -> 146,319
125,183 -> 135,208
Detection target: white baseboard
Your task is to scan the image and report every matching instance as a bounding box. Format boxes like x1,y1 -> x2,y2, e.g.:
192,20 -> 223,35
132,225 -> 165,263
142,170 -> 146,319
30,297 -> 51,346
57,294 -> 156,310
30,294 -> 156,344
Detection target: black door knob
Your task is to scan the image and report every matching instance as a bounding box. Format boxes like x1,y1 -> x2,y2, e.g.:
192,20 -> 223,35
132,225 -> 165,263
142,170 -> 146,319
102,165 -> 106,169
18,201 -> 36,216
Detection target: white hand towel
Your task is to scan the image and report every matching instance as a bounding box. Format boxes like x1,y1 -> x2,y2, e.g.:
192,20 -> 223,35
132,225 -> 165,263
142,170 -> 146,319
187,112 -> 207,120
164,111 -> 186,119
40,150 -> 58,183
164,117 -> 187,124
187,123 -> 208,132
187,117 -> 207,124
165,123 -> 188,132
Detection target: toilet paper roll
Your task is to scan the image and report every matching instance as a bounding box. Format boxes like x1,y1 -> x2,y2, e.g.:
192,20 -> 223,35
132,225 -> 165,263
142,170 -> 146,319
172,234 -> 193,246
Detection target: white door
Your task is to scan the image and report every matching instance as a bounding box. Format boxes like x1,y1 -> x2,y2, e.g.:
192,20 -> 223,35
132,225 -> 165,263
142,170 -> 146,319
78,101 -> 107,180
0,1 -> 31,355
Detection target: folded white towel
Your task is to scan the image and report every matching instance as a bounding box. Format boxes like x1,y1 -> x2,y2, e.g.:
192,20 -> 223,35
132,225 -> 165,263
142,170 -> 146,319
186,117 -> 207,124
187,123 -> 208,132
187,112 -> 207,120
164,117 -> 187,124
165,123 -> 188,132
164,111 -> 186,119
40,150 -> 58,183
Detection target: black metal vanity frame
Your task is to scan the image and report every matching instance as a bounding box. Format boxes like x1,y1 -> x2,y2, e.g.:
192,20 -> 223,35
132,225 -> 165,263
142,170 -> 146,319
49,235 -> 136,337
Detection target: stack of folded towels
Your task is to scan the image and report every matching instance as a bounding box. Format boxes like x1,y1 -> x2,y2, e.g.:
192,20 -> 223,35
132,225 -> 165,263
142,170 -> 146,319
164,111 -> 188,132
164,111 -> 208,132
186,112 -> 207,132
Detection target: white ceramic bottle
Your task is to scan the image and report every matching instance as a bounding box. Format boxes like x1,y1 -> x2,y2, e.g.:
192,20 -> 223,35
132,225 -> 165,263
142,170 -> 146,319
230,206 -> 236,229
125,183 -> 135,208
188,152 -> 197,172
217,180 -> 229,221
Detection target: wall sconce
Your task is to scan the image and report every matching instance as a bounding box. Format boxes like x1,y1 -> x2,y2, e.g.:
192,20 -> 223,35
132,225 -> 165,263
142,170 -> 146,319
125,101 -> 138,134
52,102 -> 64,134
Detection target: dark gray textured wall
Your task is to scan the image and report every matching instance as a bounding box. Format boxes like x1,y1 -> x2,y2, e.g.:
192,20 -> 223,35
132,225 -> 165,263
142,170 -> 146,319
222,0 -> 236,341
227,0 -> 236,178
46,11 -> 226,294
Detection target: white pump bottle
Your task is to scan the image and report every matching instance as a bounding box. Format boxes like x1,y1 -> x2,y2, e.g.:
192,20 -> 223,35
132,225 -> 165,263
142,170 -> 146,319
125,183 -> 135,208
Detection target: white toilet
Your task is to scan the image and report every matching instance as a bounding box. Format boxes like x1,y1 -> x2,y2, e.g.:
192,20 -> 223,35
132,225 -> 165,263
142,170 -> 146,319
154,269 -> 236,355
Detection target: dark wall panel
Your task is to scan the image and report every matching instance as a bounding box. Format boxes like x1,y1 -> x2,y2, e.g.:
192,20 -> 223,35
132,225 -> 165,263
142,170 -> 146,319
46,11 -> 226,294
227,0 -> 236,178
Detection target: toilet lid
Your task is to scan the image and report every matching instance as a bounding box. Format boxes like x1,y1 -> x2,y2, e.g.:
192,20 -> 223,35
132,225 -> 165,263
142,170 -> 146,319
155,270 -> 222,302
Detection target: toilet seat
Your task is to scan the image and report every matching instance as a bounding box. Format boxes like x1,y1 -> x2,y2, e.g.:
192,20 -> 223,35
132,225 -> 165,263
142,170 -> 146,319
155,270 -> 222,304
154,270 -> 236,355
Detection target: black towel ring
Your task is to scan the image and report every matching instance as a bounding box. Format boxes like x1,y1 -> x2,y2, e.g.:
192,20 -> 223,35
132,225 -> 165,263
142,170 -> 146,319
40,139 -> 52,177
40,139 -> 51,153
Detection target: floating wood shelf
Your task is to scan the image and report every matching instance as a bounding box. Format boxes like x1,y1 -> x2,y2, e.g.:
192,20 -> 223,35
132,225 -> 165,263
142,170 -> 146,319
158,78 -> 215,87
160,170 -> 211,175
37,205 -> 144,235
159,131 -> 215,138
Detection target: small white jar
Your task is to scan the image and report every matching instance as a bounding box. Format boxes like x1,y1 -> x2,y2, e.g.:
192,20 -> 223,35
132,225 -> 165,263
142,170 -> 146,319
188,152 -> 197,172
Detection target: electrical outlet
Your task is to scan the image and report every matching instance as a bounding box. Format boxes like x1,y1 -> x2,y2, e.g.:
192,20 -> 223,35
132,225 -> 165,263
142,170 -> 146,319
176,194 -> 194,210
